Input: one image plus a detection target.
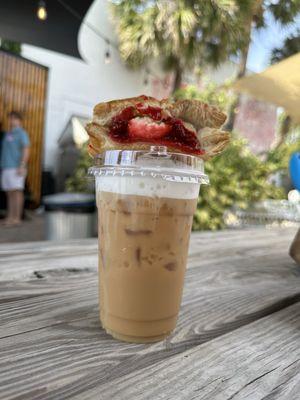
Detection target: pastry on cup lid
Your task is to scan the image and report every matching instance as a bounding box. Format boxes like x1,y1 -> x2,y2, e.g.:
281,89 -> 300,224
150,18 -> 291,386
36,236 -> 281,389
86,95 -> 230,160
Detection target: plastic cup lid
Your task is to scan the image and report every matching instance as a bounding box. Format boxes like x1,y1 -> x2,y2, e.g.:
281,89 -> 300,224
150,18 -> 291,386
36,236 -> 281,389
88,146 -> 209,184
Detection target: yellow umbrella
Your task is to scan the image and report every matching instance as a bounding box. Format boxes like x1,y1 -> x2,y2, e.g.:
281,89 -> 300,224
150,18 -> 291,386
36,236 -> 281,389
233,53 -> 300,123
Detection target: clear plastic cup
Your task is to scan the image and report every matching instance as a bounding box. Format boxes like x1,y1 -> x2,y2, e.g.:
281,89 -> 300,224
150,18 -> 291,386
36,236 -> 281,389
89,146 -> 208,343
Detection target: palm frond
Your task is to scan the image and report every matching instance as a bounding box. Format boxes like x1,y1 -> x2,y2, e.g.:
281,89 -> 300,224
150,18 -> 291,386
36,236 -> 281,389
109,0 -> 300,76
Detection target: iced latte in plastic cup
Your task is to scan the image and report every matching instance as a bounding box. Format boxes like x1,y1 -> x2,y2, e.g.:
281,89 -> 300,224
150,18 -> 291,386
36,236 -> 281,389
89,146 -> 208,343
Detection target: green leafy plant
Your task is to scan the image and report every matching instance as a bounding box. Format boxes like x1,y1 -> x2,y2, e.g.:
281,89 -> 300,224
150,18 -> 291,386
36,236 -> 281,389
65,145 -> 94,193
194,138 -> 285,230
174,81 -> 233,111
0,39 -> 21,55
266,140 -> 300,172
271,29 -> 300,64
175,83 -> 286,230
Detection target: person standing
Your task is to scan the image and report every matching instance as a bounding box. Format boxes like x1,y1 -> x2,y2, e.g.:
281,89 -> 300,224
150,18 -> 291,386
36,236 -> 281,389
0,112 -> 30,226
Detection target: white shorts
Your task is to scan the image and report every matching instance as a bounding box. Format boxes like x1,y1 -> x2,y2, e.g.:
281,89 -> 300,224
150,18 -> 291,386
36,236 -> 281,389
1,168 -> 26,191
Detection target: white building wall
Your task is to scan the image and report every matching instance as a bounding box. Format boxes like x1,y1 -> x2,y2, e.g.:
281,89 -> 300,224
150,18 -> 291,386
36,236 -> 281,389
22,0 -> 153,171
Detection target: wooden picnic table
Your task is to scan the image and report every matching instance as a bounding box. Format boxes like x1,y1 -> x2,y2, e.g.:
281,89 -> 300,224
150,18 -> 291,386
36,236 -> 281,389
0,227 -> 300,400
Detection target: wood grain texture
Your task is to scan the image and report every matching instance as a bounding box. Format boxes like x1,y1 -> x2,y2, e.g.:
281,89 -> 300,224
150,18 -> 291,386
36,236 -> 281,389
92,302 -> 300,400
0,228 -> 299,399
0,239 -> 97,281
0,227 -> 297,280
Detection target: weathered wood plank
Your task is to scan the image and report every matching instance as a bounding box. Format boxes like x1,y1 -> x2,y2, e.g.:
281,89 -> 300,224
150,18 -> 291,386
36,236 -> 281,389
0,227 -> 299,399
1,274 -> 299,341
1,296 -> 299,399
0,234 -> 299,340
0,264 -> 299,398
0,227 -> 297,281
0,240 -> 98,281
89,302 -> 300,400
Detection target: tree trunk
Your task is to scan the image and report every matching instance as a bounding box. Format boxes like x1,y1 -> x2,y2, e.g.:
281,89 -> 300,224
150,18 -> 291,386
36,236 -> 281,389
273,115 -> 291,149
172,65 -> 182,94
225,28 -> 252,131
225,0 -> 263,131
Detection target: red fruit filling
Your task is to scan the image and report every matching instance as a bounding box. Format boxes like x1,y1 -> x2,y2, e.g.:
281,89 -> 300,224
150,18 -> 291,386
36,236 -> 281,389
109,104 -> 205,155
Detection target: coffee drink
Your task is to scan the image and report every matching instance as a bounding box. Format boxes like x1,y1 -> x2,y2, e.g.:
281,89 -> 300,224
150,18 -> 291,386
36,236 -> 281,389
96,175 -> 199,342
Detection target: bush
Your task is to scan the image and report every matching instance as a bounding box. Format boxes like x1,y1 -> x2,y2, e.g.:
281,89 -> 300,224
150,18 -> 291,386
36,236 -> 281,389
266,141 -> 300,171
174,83 -> 286,230
193,138 -> 284,230
0,39 -> 21,55
65,144 -> 93,193
174,81 -> 233,111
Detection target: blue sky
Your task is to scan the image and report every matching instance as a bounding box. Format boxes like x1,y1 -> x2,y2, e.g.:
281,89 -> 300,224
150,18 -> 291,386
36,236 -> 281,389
247,12 -> 300,72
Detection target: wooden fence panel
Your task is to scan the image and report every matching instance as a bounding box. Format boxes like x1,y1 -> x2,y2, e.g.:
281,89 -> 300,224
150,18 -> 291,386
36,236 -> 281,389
0,50 -> 48,205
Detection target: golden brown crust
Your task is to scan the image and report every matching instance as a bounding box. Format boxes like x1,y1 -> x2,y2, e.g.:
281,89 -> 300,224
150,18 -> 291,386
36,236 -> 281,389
168,100 -> 227,130
93,96 -> 163,126
94,95 -> 158,113
87,96 -> 229,160
197,128 -> 230,160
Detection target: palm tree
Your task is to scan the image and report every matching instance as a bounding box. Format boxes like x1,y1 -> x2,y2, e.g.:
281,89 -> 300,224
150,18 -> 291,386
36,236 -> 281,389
271,30 -> 300,64
110,0 -> 253,93
226,0 -> 300,130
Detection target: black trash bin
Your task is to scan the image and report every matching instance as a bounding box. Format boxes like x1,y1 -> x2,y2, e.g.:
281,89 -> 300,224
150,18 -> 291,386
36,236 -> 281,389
43,193 -> 96,240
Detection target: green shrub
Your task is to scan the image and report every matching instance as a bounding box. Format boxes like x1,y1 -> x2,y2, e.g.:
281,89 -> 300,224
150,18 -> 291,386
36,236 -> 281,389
174,81 -> 233,111
266,141 -> 300,171
65,145 -> 93,193
0,39 -> 21,55
193,138 -> 285,231
174,83 -> 286,230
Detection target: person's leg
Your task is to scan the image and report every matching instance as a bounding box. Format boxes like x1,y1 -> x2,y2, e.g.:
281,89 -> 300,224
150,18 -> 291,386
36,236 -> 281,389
4,190 -> 22,225
6,169 -> 25,225
2,170 -> 25,226
5,191 -> 14,222
1,191 -> 15,225
14,190 -> 24,223
1,170 -> 14,223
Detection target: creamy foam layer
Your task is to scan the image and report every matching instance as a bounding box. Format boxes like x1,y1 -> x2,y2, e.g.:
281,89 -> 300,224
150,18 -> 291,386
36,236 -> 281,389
95,176 -> 200,199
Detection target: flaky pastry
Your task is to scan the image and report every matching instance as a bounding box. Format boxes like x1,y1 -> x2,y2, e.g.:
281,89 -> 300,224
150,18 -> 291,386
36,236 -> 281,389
86,95 -> 229,160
